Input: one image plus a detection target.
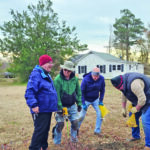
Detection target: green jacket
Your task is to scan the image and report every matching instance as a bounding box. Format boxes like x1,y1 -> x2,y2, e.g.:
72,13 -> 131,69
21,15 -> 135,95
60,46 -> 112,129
54,70 -> 82,110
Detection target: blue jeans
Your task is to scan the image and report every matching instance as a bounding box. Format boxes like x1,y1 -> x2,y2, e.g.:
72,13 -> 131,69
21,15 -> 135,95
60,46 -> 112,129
78,98 -> 102,134
129,111 -> 142,139
142,106 -> 150,148
53,104 -> 79,144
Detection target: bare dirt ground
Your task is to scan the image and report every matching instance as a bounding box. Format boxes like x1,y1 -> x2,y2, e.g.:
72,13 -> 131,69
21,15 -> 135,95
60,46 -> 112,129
0,79 -> 145,150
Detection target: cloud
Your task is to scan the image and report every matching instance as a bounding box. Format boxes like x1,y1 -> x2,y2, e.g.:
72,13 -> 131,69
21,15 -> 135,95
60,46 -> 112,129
88,42 -> 108,52
96,16 -> 114,24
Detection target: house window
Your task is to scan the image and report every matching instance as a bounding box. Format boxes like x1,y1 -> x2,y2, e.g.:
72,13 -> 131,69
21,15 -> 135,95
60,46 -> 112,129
78,66 -> 87,74
113,65 -> 116,70
117,65 -> 121,70
81,66 -> 85,73
129,65 -> 131,70
103,65 -> 106,73
97,65 -> 106,73
136,65 -> 138,70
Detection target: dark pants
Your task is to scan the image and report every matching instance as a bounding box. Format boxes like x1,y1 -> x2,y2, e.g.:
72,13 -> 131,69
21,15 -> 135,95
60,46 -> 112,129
29,112 -> 52,150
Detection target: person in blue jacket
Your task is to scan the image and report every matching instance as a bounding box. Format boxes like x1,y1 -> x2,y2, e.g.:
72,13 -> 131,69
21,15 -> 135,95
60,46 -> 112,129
78,67 -> 105,135
25,54 -> 58,150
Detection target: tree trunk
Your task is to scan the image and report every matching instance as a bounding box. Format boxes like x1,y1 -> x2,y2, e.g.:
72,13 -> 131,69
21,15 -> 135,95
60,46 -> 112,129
126,43 -> 129,61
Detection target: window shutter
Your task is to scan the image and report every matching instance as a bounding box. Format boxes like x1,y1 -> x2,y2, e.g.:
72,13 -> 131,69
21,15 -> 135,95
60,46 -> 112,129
103,65 -> 106,73
109,65 -> 112,72
78,66 -> 81,74
100,66 -> 103,73
85,66 -> 87,73
121,64 -> 124,72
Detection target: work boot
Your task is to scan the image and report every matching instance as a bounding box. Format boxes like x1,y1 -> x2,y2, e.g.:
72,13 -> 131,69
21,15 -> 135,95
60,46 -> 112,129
144,146 -> 150,150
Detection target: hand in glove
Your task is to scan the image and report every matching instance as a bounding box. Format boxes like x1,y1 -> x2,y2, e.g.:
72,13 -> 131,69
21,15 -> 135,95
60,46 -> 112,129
130,107 -> 138,114
83,104 -> 87,111
121,108 -> 127,117
77,105 -> 82,112
99,101 -> 104,106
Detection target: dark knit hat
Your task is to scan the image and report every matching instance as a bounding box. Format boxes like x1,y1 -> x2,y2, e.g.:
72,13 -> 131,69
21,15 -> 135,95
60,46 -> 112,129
111,75 -> 123,89
39,54 -> 53,66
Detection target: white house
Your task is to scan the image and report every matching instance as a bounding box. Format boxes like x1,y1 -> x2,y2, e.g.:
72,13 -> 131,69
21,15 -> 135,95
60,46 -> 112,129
70,51 -> 144,79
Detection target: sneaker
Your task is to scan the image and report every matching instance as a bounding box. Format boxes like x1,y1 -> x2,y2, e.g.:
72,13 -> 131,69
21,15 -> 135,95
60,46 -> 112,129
71,137 -> 78,143
52,126 -> 56,139
126,138 -> 140,142
94,132 -> 103,137
94,132 -> 100,135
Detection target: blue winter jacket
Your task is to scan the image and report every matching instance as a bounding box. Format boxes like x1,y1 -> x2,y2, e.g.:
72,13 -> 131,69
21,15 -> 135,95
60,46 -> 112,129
81,72 -> 105,104
25,65 -> 58,113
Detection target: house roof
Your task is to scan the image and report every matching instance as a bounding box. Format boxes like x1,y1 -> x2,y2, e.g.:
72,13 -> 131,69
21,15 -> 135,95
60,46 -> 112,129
70,50 -> 140,64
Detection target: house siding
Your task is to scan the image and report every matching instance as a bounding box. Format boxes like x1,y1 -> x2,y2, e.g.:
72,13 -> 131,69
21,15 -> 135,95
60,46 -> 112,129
75,54 -> 107,78
73,51 -> 144,79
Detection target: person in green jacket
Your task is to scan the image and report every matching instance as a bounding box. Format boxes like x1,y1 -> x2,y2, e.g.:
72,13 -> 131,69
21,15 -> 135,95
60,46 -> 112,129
52,61 -> 82,144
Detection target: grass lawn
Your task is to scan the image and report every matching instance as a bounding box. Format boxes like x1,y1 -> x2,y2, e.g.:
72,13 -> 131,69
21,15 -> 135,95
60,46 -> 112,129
0,79 -> 145,150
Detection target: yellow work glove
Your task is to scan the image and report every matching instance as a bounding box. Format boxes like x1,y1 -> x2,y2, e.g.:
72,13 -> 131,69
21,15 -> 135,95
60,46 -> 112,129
127,103 -> 133,112
130,107 -> 138,114
121,108 -> 127,117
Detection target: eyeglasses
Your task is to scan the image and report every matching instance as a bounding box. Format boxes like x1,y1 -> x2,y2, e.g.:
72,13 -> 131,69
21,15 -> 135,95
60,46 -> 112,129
64,69 -> 72,73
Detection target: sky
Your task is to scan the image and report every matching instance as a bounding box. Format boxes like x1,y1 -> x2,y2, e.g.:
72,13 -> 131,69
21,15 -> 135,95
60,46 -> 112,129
0,0 -> 150,53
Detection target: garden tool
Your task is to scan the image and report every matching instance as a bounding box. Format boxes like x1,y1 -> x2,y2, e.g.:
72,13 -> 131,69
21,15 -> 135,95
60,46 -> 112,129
63,107 -> 69,121
62,107 -> 69,137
